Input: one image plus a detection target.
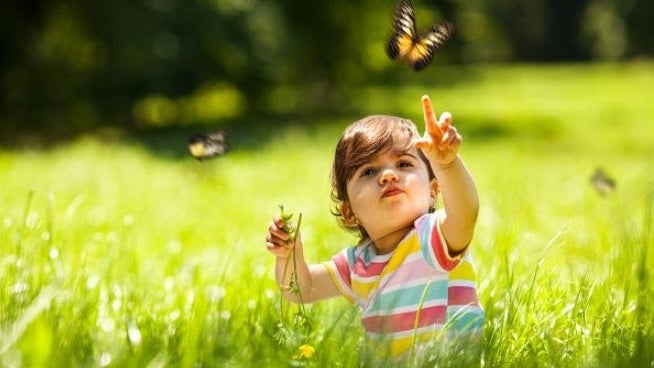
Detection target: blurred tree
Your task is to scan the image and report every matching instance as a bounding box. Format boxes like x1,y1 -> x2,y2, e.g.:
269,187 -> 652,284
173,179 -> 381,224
622,0 -> 654,57
0,0 -> 652,140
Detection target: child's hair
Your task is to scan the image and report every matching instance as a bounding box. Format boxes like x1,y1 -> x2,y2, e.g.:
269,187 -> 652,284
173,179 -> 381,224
330,115 -> 436,239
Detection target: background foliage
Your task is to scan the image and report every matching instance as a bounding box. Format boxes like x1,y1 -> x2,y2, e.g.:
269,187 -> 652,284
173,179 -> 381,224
1,0 -> 653,138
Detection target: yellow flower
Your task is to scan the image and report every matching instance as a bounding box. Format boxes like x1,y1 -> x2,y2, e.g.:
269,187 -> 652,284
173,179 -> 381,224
293,344 -> 315,359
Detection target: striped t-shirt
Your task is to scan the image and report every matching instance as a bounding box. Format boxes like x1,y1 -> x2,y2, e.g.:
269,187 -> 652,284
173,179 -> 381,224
323,211 -> 484,359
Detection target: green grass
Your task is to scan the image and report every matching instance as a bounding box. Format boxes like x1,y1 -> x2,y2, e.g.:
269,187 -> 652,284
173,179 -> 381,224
1,62 -> 654,367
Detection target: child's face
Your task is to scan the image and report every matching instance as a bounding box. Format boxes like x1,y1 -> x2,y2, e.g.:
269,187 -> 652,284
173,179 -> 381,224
344,147 -> 435,241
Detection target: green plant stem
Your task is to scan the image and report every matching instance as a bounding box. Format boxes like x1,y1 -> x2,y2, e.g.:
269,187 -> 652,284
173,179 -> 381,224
279,211 -> 304,328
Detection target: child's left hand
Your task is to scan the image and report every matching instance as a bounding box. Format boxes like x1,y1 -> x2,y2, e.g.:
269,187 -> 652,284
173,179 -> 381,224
414,95 -> 462,167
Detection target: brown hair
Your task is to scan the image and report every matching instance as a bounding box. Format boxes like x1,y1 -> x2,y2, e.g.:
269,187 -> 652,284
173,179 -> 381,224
330,115 -> 435,238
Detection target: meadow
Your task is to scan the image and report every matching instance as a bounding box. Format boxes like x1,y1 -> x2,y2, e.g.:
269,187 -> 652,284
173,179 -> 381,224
1,63 -> 653,367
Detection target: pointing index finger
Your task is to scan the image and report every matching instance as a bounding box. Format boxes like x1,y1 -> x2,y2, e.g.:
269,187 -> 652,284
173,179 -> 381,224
422,95 -> 442,138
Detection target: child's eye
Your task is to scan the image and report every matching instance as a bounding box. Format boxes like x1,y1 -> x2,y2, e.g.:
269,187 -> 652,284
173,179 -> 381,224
362,167 -> 377,176
398,160 -> 414,168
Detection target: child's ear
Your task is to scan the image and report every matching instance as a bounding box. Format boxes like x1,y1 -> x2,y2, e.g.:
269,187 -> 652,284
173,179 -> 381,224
429,179 -> 439,210
339,202 -> 358,226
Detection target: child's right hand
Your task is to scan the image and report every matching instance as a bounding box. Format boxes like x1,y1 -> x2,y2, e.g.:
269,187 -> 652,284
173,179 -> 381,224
265,214 -> 300,259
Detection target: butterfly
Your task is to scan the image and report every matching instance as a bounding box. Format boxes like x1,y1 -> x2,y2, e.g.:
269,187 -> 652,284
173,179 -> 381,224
590,167 -> 616,196
386,0 -> 453,71
188,130 -> 229,160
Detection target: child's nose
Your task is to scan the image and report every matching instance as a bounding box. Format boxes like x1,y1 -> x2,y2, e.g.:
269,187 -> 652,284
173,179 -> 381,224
379,168 -> 399,185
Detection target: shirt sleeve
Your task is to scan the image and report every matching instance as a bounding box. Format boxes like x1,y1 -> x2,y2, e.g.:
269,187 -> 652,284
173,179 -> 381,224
322,247 -> 357,304
415,211 -> 463,272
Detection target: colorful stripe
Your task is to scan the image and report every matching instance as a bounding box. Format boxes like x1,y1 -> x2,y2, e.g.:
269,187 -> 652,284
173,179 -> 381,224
367,281 -> 448,312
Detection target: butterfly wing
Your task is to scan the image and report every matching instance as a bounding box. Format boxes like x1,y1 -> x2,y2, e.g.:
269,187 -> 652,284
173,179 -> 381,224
188,131 -> 229,160
407,22 -> 453,71
386,0 -> 417,60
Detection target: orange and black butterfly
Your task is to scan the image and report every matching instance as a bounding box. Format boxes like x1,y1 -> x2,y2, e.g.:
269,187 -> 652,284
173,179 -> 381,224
386,0 -> 453,71
188,131 -> 229,160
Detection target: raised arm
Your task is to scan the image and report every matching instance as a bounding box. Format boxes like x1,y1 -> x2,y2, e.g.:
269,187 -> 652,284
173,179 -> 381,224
414,95 -> 479,254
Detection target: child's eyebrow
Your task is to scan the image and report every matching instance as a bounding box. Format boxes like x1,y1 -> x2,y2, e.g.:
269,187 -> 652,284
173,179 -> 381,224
394,150 -> 420,160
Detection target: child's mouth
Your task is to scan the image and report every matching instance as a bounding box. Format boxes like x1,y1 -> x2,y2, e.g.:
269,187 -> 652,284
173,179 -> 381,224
381,186 -> 404,198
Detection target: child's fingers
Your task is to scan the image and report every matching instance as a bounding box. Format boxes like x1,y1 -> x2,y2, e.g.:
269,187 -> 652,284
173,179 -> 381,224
438,112 -> 452,132
266,230 -> 293,254
439,126 -> 462,150
268,219 -> 290,241
421,95 -> 441,136
273,214 -> 295,235
272,214 -> 285,228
